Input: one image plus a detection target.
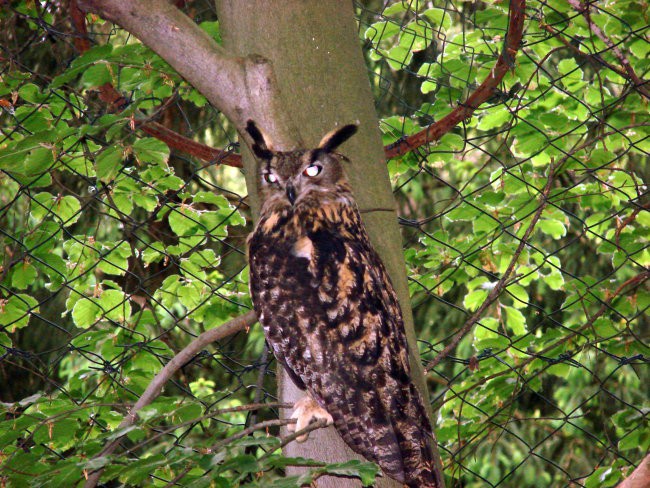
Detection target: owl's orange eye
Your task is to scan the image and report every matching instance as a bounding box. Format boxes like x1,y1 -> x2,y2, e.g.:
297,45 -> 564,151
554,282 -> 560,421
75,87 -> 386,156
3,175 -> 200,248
303,164 -> 322,177
263,172 -> 278,184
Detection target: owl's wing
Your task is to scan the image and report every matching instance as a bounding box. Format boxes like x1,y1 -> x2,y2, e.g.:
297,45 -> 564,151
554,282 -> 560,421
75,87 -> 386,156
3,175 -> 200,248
302,223 -> 436,486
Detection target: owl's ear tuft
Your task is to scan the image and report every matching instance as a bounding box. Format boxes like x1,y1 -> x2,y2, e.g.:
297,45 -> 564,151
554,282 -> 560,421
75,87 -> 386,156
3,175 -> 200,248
245,120 -> 274,160
318,124 -> 358,153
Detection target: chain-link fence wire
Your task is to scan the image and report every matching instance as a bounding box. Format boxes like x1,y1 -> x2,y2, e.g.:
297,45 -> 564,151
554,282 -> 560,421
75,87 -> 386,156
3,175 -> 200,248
0,1 -> 648,487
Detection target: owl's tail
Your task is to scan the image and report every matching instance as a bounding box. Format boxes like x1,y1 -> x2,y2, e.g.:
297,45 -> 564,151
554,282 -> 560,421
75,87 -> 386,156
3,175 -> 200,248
390,383 -> 441,488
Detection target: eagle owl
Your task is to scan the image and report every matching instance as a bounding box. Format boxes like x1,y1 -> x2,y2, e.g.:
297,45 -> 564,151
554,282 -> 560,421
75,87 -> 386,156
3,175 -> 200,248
246,120 -> 439,488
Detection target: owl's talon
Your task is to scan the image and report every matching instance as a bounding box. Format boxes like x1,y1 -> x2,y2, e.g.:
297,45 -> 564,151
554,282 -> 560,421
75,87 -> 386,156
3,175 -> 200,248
288,396 -> 333,442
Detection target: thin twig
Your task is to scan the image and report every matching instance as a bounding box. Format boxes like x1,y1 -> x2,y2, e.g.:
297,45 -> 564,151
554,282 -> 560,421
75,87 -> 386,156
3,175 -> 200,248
208,418 -> 294,452
441,270 -> 648,403
258,419 -> 331,462
568,0 -> 650,99
426,162 -> 557,371
83,310 -> 258,488
121,402 -> 293,457
163,418 -> 331,487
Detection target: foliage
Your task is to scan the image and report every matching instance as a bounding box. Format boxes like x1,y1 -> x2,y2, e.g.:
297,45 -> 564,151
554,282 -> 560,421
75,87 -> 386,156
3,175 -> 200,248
364,1 -> 648,486
1,0 -> 648,487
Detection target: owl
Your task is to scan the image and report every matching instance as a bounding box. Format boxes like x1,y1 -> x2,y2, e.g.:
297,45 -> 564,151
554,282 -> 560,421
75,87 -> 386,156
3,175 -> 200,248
245,120 -> 440,488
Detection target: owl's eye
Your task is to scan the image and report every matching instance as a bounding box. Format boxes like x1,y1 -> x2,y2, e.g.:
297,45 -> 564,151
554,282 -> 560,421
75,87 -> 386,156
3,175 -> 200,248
302,164 -> 322,177
263,172 -> 278,184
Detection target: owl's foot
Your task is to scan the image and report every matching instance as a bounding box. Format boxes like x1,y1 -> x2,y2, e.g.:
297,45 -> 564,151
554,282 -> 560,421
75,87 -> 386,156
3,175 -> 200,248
288,396 -> 333,443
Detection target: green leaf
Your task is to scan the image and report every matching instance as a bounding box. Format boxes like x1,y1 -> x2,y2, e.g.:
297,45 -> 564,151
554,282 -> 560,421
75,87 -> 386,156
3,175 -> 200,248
11,262 -> 38,290
318,460 -> 380,486
538,218 -> 567,239
474,317 -> 501,343
18,83 -> 43,103
132,138 -> 169,166
81,63 -> 112,88
503,305 -> 526,335
142,242 -> 166,265
98,289 -> 132,322
98,242 -> 132,276
584,466 -> 621,488
506,283 -> 529,309
593,317 -> 618,337
51,44 -> 113,88
199,21 -> 221,42
478,109 -> 511,131
557,58 -> 586,90
96,146 -> 123,182
168,206 -> 201,236
32,418 -> 78,449
72,298 -> 102,329
118,454 -> 168,484
464,289 -> 487,311
0,294 -> 39,332
422,8 -> 452,30
0,134 -> 54,178
437,133 -> 464,152
30,193 -> 81,226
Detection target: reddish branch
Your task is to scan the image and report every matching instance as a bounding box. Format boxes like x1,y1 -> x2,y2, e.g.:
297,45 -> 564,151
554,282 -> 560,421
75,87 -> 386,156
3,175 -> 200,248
384,0 -> 527,159
140,122 -> 242,167
568,0 -> 650,100
615,202 -> 649,247
69,0 -> 240,167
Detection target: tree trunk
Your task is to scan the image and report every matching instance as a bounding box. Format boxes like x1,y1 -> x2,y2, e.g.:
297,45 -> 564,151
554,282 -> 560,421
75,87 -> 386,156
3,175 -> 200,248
217,2 -> 444,486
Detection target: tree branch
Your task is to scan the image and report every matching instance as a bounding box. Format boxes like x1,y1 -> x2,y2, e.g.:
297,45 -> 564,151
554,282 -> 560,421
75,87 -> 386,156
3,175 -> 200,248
568,0 -> 650,100
384,0 -> 526,159
82,310 -> 258,488
70,0 -> 244,166
139,121 -> 242,167
76,0 -> 299,149
426,161 -> 556,371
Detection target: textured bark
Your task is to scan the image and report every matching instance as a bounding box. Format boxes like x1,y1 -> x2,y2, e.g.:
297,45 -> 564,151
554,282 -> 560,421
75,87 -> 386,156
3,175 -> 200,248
217,2 -> 443,487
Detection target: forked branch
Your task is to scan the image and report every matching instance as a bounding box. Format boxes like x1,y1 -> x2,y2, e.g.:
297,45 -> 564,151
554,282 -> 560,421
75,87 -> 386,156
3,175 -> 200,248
77,0 -> 300,149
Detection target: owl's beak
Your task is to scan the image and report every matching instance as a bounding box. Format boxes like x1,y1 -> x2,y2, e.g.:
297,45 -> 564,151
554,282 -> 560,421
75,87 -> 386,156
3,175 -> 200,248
286,183 -> 296,205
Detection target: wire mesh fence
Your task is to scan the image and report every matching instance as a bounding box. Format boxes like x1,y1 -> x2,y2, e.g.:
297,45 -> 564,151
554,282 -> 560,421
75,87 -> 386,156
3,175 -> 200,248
0,1 -> 648,487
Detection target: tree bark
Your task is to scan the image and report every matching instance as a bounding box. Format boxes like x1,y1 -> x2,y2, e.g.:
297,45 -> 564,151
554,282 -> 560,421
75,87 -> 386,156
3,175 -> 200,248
216,2 -> 443,487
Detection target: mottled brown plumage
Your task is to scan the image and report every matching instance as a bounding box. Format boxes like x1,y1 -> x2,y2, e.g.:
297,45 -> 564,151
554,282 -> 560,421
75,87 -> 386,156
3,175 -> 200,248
246,121 -> 439,488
